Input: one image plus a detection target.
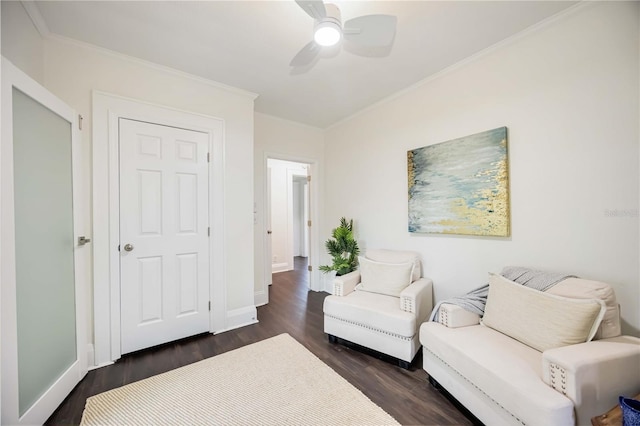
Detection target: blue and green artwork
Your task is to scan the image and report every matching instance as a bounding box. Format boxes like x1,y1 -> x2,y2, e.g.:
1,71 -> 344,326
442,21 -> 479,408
407,127 -> 510,236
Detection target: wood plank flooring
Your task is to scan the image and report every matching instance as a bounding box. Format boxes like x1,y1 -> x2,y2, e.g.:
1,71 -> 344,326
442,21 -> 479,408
46,257 -> 475,425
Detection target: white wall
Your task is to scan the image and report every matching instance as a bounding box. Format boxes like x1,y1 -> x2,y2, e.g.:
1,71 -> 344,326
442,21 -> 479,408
254,113 -> 324,304
324,2 -> 640,335
39,37 -> 258,336
1,1 -> 44,84
2,1 -> 259,354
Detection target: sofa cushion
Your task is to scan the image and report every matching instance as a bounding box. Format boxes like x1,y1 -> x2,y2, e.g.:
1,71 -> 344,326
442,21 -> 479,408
358,256 -> 414,297
365,249 -> 421,282
323,291 -> 417,338
420,322 -> 574,426
482,274 -> 606,352
546,277 -> 621,340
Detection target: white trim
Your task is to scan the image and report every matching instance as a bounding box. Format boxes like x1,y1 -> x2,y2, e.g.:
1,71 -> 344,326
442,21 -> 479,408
272,262 -> 289,273
45,33 -> 258,101
86,343 -> 95,368
263,152 -> 322,292
92,91 -> 226,366
326,1 -> 592,131
1,56 -> 87,425
87,361 -> 114,372
289,170 -> 308,261
216,306 -> 258,334
285,169 -> 295,272
254,290 -> 268,308
254,111 -> 322,131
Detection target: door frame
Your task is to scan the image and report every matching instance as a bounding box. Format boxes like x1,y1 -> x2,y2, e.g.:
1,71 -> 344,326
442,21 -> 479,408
287,169 -> 309,269
1,57 -> 88,425
92,91 -> 225,367
263,153 -> 321,294
291,174 -> 310,258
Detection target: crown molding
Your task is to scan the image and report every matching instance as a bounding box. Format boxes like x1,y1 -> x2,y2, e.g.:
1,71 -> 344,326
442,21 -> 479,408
326,1 -> 592,131
19,1 -> 258,101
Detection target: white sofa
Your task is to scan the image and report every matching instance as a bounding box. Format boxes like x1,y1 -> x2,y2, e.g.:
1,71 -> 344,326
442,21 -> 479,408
420,275 -> 640,426
323,249 -> 433,367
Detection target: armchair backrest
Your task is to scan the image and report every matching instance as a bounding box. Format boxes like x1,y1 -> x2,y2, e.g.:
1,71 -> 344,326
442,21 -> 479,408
365,249 -> 422,283
546,277 -> 621,339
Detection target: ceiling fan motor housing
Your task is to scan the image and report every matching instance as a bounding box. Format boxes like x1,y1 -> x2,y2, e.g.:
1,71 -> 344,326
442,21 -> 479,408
314,3 -> 342,41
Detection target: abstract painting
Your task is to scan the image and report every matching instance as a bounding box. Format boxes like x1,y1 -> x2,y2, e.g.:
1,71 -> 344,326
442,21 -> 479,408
407,127 -> 510,237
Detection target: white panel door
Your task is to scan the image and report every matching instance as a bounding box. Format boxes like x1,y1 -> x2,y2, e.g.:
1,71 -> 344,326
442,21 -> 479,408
119,119 -> 210,354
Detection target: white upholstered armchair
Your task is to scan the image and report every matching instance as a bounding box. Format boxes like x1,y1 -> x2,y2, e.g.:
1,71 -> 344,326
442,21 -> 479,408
323,249 -> 433,368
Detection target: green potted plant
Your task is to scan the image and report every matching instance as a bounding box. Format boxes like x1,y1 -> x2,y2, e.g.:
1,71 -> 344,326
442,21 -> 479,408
319,217 -> 360,276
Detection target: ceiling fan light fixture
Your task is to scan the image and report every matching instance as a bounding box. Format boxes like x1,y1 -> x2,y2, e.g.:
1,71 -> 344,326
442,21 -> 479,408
314,21 -> 341,46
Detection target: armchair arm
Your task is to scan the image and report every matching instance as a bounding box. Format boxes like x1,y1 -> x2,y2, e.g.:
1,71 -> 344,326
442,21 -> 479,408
333,270 -> 361,296
400,278 -> 433,321
437,303 -> 481,328
542,335 -> 640,425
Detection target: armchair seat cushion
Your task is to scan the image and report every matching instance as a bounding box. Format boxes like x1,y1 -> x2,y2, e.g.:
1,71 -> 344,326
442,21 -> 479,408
420,322 -> 574,426
324,291 -> 417,338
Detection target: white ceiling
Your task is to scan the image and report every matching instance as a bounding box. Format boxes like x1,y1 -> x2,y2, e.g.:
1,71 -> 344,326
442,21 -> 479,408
33,1 -> 576,128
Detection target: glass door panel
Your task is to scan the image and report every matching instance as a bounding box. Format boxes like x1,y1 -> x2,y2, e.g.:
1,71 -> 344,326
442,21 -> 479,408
12,87 -> 77,416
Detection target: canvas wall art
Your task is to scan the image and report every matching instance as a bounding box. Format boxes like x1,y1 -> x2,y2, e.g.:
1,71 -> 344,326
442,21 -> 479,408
407,127 -> 510,237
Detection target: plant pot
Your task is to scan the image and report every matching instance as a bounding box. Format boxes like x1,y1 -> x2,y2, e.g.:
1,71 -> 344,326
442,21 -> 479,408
620,396 -> 640,426
325,270 -> 337,294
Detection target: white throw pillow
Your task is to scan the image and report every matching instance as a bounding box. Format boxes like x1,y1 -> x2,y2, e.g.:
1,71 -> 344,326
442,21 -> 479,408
481,273 -> 606,352
546,277 -> 621,340
357,256 -> 414,297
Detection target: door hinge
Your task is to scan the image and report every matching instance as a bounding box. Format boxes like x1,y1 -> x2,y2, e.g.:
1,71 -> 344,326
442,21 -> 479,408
208,301 -> 211,311
208,227 -> 210,237
307,175 -> 311,182
308,265 -> 312,272
78,114 -> 83,130
207,152 -> 210,163
307,220 -> 312,227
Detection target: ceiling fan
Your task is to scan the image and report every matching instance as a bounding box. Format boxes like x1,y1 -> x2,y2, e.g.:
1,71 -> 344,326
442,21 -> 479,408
290,0 -> 397,69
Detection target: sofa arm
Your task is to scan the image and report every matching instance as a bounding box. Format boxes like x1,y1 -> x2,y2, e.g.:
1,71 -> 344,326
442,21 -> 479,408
542,335 -> 640,425
333,270 -> 361,296
400,278 -> 433,321
437,303 -> 481,328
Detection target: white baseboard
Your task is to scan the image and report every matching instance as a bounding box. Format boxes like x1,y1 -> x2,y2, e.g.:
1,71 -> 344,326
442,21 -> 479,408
88,361 -> 115,371
272,262 -> 289,273
254,290 -> 268,307
215,305 -> 258,334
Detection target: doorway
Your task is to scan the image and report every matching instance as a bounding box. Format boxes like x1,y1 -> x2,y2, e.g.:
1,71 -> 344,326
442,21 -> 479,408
266,159 -> 311,288
92,92 -> 225,367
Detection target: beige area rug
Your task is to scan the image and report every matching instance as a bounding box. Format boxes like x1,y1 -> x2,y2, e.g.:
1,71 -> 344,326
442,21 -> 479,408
80,333 -> 399,425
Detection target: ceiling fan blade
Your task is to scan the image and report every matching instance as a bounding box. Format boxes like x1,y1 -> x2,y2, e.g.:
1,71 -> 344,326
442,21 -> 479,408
344,14 -> 397,47
343,41 -> 393,59
295,0 -> 326,20
290,40 -> 322,67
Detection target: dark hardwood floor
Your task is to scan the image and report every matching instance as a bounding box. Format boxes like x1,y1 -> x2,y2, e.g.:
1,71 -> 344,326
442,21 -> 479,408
46,256 -> 474,425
